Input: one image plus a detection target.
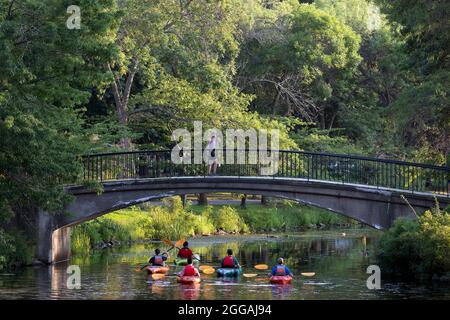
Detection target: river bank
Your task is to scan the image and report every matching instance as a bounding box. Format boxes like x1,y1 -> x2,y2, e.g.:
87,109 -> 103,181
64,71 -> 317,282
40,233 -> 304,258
71,198 -> 359,254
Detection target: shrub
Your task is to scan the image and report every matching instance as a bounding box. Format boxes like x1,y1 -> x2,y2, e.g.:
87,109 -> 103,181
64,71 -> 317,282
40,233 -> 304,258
0,229 -> 34,270
211,206 -> 249,233
191,207 -> 216,235
377,205 -> 450,278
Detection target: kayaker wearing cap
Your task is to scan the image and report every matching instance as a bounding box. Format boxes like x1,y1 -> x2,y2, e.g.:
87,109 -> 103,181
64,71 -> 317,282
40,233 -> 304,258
149,248 -> 168,266
177,241 -> 193,259
220,249 -> 241,269
271,258 -> 293,276
178,257 -> 201,277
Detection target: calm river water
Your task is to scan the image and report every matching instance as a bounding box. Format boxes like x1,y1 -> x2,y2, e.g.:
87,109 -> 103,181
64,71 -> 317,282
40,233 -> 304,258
0,229 -> 449,299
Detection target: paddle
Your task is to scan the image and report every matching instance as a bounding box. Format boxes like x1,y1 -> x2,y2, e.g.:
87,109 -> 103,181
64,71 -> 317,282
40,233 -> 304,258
199,265 -> 214,271
137,238 -> 184,272
202,268 -> 215,275
150,273 -> 166,281
254,264 -> 269,270
243,273 -> 258,278
243,272 -> 315,278
163,238 -> 186,253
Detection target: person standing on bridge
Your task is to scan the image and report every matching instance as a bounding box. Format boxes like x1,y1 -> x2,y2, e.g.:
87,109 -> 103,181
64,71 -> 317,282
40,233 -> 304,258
207,135 -> 218,175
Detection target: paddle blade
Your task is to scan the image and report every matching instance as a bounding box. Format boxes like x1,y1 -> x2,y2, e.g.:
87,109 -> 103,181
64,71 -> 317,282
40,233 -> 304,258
243,273 -> 258,278
151,273 -> 166,281
135,268 -> 142,272
192,254 -> 201,261
174,238 -> 186,248
255,264 -> 269,270
202,268 -> 215,275
199,265 -> 213,271
301,272 -> 315,277
162,239 -> 173,246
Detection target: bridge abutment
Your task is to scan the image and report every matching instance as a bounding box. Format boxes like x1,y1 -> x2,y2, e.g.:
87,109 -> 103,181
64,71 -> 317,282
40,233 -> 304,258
37,210 -> 71,264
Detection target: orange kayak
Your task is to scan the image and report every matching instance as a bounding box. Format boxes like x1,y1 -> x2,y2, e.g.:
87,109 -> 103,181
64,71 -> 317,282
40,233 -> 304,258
145,266 -> 170,274
177,276 -> 201,284
269,275 -> 292,284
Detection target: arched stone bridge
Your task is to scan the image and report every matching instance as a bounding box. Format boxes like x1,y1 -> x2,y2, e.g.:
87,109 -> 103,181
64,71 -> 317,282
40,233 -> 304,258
37,150 -> 450,263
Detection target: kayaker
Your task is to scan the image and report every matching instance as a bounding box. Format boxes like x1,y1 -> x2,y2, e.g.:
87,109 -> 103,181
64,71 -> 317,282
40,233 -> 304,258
177,241 -> 193,259
178,257 -> 200,277
271,258 -> 293,276
149,248 -> 168,266
220,249 -> 241,269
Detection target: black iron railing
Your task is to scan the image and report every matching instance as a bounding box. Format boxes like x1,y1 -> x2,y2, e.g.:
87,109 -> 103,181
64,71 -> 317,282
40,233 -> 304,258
81,149 -> 450,196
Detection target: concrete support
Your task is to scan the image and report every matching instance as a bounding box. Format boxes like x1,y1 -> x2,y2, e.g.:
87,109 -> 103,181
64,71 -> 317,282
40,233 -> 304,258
180,194 -> 187,207
198,193 -> 208,206
52,227 -> 71,263
37,210 -> 71,264
37,210 -> 56,264
240,194 -> 247,209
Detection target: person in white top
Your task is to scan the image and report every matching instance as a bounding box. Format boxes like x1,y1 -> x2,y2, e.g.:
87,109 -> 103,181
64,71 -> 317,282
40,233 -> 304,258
206,135 -> 218,175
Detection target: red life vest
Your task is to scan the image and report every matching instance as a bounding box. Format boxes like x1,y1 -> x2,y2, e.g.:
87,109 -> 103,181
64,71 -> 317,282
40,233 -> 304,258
178,248 -> 193,259
183,265 -> 196,276
153,255 -> 164,266
222,256 -> 235,268
275,265 -> 287,276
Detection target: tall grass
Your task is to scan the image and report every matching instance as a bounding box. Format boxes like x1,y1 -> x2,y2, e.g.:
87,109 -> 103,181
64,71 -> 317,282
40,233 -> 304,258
71,198 -> 356,254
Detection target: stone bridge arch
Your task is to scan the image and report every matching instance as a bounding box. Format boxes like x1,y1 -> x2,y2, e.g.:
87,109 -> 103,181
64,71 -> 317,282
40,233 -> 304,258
37,177 -> 450,264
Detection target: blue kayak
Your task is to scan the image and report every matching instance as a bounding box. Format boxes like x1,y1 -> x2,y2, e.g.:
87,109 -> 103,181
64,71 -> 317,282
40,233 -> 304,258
217,268 -> 242,277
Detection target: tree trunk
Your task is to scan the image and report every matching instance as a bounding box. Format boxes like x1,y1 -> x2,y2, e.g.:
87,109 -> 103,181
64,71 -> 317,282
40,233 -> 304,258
180,194 -> 187,208
328,111 -> 337,131
240,194 -> 247,209
198,193 -> 208,206
108,59 -> 139,150
320,110 -> 326,130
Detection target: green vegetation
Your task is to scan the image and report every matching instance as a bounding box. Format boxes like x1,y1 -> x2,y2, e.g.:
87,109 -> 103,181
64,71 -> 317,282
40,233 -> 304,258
71,199 -> 355,254
0,230 -> 34,270
377,205 -> 450,279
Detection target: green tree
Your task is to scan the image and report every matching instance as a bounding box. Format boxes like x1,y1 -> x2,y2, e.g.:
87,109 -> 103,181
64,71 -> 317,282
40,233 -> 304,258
0,0 -> 118,268
374,0 -> 450,161
314,0 -> 382,35
237,3 -> 361,129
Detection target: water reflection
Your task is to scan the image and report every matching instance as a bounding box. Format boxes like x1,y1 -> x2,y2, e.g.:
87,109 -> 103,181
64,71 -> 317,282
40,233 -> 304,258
271,284 -> 294,300
1,230 -> 449,300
